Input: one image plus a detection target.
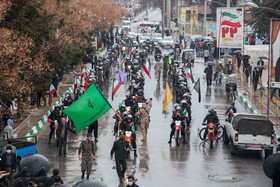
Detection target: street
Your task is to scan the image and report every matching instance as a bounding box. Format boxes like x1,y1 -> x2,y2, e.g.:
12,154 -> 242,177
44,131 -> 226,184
35,8 -> 272,187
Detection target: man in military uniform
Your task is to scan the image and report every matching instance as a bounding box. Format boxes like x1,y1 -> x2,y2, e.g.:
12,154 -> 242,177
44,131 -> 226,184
78,134 -> 96,180
110,132 -> 129,182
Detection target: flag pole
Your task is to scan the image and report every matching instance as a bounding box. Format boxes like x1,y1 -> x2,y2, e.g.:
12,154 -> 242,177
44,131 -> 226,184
111,106 -> 122,120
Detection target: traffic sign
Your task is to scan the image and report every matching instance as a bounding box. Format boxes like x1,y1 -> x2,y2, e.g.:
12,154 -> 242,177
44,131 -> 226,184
271,82 -> 280,88
258,86 -> 265,96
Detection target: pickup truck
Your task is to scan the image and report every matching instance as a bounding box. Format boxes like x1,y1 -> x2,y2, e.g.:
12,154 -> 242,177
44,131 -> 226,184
0,135 -> 37,159
223,113 -> 274,157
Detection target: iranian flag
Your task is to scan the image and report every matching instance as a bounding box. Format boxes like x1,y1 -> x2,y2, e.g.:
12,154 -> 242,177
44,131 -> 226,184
143,60 -> 151,79
74,76 -> 77,94
120,59 -> 124,64
81,68 -> 88,91
181,40 -> 186,49
49,82 -> 56,106
183,108 -> 189,118
187,66 -> 194,83
229,108 -> 234,115
112,78 -> 122,101
131,48 -> 136,55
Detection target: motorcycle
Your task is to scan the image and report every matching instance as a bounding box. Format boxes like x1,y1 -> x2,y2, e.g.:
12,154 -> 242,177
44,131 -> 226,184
199,122 -> 224,149
174,120 -> 182,146
216,72 -> 222,84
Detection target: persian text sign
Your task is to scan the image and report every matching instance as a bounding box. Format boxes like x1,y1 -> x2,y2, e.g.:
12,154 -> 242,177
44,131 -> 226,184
217,7 -> 244,48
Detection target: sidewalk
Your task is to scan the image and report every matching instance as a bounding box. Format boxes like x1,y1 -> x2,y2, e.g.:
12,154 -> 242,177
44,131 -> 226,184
232,65 -> 280,139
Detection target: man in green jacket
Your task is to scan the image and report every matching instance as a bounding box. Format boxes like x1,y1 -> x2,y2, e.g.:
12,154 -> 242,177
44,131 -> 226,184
110,132 -> 129,182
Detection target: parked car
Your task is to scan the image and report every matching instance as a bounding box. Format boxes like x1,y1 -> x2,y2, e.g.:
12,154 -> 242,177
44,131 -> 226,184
223,113 -> 274,157
122,25 -> 131,32
160,36 -> 175,48
182,49 -> 195,65
139,35 -> 150,44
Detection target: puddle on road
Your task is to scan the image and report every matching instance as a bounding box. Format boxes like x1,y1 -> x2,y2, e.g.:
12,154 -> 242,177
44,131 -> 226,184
208,174 -> 242,182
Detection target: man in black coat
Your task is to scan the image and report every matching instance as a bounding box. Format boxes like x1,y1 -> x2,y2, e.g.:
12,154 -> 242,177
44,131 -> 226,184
1,146 -> 17,186
204,65 -> 213,87
14,167 -> 30,187
56,118 -> 77,157
36,167 -> 51,187
88,120 -> 98,143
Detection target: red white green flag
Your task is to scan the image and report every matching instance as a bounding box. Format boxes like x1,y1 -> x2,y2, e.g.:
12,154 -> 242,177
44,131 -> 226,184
183,108 -> 189,118
121,58 -> 124,64
131,49 -> 136,55
187,66 -> 194,83
81,68 -> 88,91
229,108 -> 234,115
112,78 -> 122,101
181,40 -> 186,49
49,82 -> 56,106
143,60 -> 151,79
74,76 -> 77,93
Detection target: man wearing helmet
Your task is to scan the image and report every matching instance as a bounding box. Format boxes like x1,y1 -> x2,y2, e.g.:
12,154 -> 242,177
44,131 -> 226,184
136,90 -> 146,103
202,108 -> 220,146
48,105 -> 62,144
122,115 -> 138,157
168,106 -> 187,144
113,104 -> 126,135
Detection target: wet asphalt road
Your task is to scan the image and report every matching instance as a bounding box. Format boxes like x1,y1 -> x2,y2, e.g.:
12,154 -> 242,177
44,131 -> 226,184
36,8 -> 271,187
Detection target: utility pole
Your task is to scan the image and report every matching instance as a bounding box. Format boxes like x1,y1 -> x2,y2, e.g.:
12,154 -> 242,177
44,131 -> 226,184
162,0 -> 165,37
167,0 -> 171,31
203,0 -> 207,36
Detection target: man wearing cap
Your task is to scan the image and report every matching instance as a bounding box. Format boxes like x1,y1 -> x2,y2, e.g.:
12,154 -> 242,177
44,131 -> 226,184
110,132 -> 129,182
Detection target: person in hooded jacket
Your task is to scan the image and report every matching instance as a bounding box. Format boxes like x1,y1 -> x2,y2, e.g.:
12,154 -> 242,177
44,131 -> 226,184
4,119 -> 14,139
14,167 -> 30,187
36,167 -> 51,187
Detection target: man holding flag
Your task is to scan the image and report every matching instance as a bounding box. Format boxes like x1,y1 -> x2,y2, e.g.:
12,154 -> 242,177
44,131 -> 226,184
224,103 -> 237,122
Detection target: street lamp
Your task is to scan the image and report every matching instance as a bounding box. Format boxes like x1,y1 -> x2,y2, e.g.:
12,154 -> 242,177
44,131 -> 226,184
245,2 -> 280,15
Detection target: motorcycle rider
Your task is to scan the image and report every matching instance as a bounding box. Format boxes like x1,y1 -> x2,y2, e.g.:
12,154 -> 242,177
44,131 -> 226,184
63,93 -> 73,107
48,105 -> 62,144
122,115 -> 137,157
168,106 -> 187,144
113,104 -> 126,135
202,108 -> 220,146
180,100 -> 191,128
136,90 -> 146,104
224,103 -> 237,122
214,62 -> 224,82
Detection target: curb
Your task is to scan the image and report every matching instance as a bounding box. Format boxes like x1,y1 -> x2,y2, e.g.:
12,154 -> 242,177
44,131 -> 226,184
25,49 -> 107,138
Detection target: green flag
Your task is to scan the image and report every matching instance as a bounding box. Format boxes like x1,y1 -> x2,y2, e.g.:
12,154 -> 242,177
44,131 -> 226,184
63,83 -> 112,132
168,55 -> 172,64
